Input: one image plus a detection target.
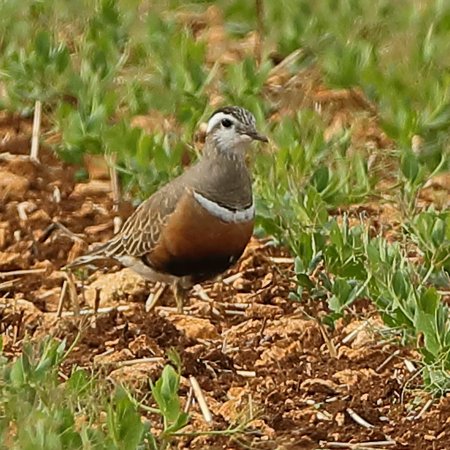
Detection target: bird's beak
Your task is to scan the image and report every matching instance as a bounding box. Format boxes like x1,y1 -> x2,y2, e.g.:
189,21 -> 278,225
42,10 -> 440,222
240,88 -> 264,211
245,129 -> 269,143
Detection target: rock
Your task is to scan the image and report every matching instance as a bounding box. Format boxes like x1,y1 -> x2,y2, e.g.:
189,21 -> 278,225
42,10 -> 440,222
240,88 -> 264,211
0,297 -> 42,322
83,154 -> 110,180
0,170 -> 29,201
0,226 -> 7,249
0,251 -> 24,268
128,334 -> 163,357
224,319 -> 261,346
84,269 -> 147,306
256,340 -> 302,367
109,361 -> 164,387
333,368 -> 379,388
93,348 -> 133,365
245,303 -> 283,319
341,318 -> 383,349
232,277 -> 253,291
263,317 -> 324,350
70,180 -> 111,198
218,387 -> 248,422
300,378 -> 340,395
168,315 -> 219,341
8,157 -> 39,179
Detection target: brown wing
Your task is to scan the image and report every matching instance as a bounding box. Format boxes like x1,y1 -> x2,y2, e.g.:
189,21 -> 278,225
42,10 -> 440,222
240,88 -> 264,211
90,180 -> 187,259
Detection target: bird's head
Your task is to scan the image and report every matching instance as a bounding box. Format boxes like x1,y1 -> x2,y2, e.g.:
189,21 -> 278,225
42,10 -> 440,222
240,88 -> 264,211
205,106 -> 268,156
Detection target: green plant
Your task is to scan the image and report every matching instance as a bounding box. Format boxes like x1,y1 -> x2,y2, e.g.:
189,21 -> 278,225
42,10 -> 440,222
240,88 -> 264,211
150,365 -> 189,449
106,387 -> 149,450
405,209 -> 450,276
0,338 -> 194,449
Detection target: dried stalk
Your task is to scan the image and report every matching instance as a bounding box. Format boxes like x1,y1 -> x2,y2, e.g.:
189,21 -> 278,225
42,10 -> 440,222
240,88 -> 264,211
145,282 -> 166,312
107,153 -> 120,212
346,408 -> 374,428
190,376 -> 213,424
30,100 -> 42,162
59,304 -> 130,317
322,440 -> 396,449
56,280 -> 68,318
0,268 -> 46,278
254,0 -> 264,66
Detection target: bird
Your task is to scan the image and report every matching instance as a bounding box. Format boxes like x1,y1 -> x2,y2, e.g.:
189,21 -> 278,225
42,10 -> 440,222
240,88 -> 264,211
65,106 -> 268,312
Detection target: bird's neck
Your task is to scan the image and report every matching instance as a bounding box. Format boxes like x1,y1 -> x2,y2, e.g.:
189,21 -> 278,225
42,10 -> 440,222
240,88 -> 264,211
193,140 -> 252,210
202,136 -> 248,162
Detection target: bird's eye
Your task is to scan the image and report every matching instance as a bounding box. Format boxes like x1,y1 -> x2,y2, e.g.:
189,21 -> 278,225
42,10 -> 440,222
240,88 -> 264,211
221,118 -> 232,128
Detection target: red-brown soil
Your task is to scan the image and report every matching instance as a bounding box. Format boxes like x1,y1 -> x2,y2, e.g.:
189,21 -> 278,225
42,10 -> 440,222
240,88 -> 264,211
1,112 -> 450,450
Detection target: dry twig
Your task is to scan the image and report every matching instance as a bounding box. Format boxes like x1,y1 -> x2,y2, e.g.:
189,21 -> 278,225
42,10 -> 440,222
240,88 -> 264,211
38,221 -> 85,244
222,272 -> 243,285
346,408 -> 374,429
190,376 -> 213,424
376,349 -> 400,372
56,280 -> 68,318
414,398 -> 433,420
321,440 -> 396,449
107,153 -> 120,212
58,304 -> 131,317
0,268 -> 46,278
145,282 -> 166,312
30,100 -> 42,162
115,357 -> 164,368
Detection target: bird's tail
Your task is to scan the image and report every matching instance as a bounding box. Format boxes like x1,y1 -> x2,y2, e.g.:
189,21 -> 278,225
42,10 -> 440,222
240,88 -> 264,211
63,234 -> 124,270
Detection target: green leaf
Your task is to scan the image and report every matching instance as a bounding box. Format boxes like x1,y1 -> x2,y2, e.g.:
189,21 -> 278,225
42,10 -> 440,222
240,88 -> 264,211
401,150 -> 419,182
392,270 -> 408,299
294,256 -> 305,274
151,365 -> 182,425
297,273 -> 315,289
418,287 -> 440,316
10,356 -> 25,386
34,30 -> 51,58
108,388 -> 145,450
164,411 -> 189,434
414,310 -> 440,357
431,218 -> 445,246
311,166 -> 329,192
67,369 -> 91,396
55,45 -> 70,73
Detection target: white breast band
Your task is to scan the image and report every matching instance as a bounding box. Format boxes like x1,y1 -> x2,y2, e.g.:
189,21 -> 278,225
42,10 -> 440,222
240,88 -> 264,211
193,191 -> 254,223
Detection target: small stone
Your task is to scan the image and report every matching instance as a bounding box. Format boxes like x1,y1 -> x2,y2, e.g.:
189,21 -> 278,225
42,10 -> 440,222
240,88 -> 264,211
0,170 -> 29,201
335,412 -> 345,426
84,269 -> 147,306
301,378 -> 340,395
70,180 -> 112,198
168,315 -> 219,341
83,154 -> 110,180
109,361 -> 163,387
93,348 -> 133,365
129,334 -> 163,357
245,303 -> 283,319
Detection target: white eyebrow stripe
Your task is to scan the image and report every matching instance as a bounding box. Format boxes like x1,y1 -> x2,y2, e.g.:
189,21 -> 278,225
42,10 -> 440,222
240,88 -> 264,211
193,191 -> 254,223
206,112 -> 236,133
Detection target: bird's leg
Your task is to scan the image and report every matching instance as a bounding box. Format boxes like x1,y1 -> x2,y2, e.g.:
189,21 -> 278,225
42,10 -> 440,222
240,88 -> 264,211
172,281 -> 187,314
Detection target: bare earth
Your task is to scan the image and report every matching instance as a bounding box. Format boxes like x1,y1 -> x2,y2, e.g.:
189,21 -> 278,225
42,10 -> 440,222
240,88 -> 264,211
1,111 -> 450,450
